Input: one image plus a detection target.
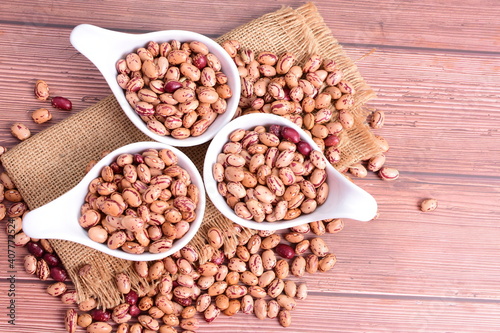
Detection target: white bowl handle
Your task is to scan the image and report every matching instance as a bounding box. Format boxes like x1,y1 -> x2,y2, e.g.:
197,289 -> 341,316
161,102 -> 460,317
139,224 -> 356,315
70,24 -> 130,73
335,180 -> 378,222
22,189 -> 83,241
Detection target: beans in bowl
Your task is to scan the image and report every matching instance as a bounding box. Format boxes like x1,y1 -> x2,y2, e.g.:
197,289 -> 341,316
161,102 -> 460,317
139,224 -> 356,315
116,40 -> 233,139
79,148 -> 200,254
213,124 -> 329,222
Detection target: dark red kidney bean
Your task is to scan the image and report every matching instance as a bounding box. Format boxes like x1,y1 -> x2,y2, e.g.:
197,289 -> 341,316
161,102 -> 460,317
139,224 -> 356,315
91,309 -> 111,322
281,127 -> 300,143
125,290 -> 139,305
43,253 -> 61,267
269,125 -> 282,139
192,54 -> 207,69
50,266 -> 68,282
164,80 -> 183,93
51,96 -> 72,111
296,141 -> 312,156
324,135 -> 340,147
275,244 -> 295,259
27,242 -> 45,258
128,304 -> 141,317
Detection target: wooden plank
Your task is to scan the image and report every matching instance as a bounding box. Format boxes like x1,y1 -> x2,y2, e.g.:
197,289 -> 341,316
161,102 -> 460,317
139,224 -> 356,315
1,0 -> 500,53
1,285 -> 500,332
356,174 -> 500,230
342,47 -> 500,176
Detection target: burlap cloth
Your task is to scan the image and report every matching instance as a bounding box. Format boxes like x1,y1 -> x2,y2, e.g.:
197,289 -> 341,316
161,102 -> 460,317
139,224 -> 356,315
1,3 -> 382,308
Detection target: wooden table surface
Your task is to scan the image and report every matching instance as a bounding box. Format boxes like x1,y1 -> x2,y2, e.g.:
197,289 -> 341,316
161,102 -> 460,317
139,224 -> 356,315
1,1 -> 499,332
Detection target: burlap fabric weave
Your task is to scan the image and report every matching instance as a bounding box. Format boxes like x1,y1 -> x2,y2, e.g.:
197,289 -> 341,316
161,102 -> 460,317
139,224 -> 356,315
1,3 -> 382,308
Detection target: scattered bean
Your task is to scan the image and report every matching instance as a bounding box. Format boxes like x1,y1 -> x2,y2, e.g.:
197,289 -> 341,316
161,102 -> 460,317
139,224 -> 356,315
34,80 -> 50,100
51,96 -> 73,111
32,108 -> 53,124
379,167 -> 400,181
420,198 -> 438,212
10,123 -> 31,141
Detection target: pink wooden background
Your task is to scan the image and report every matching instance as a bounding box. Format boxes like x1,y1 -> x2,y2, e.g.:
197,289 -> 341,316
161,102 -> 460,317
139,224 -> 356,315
0,1 -> 499,332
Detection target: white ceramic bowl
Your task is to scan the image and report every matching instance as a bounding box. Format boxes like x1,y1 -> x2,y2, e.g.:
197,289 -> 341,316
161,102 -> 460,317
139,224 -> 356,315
70,24 -> 241,147
203,113 -> 378,231
22,142 -> 206,261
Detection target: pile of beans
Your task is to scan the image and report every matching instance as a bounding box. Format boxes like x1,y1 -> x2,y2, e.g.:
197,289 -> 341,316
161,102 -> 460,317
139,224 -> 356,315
39,219 -> 342,333
116,40 -> 233,139
219,40 -> 399,181
79,148 -> 200,254
223,43 -> 351,165
213,124 -> 329,222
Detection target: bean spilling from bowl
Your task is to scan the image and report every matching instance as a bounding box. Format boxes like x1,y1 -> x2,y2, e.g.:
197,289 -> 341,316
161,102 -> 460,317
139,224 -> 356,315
116,40 -> 232,139
213,124 -> 329,222
79,148 -> 200,254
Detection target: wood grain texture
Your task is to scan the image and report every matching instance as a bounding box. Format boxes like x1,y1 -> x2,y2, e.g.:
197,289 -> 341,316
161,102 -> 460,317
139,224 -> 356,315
2,0 -> 499,52
0,0 -> 499,332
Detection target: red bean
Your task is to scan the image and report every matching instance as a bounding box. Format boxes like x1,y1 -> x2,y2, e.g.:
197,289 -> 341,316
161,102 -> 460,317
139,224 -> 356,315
296,141 -> 312,156
27,242 -> 45,258
324,135 -> 340,147
192,54 -> 207,69
125,290 -> 139,305
281,127 -> 300,143
275,244 -> 295,259
43,253 -> 61,267
164,80 -> 183,93
51,96 -> 72,111
128,305 -> 141,317
269,125 -> 282,139
50,266 -> 68,282
91,309 -> 111,322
